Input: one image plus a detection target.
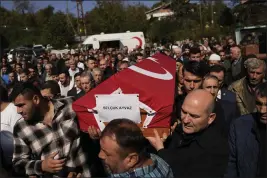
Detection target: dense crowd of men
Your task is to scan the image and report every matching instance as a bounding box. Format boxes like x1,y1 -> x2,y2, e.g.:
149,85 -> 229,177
0,36 -> 266,178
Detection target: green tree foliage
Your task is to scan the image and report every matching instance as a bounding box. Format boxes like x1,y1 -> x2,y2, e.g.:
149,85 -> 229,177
219,7 -> 234,27
84,1 -> 149,34
42,12 -> 75,48
85,1 -> 126,33
2,0 -> 264,49
0,5 -> 75,48
35,5 -> 54,28
13,0 -> 34,14
147,0 -> 235,43
233,1 -> 267,26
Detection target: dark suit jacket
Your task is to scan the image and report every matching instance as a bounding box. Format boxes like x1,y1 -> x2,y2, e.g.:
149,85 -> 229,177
103,67 -> 114,81
225,113 -> 262,178
216,100 -> 240,136
220,88 -> 236,104
67,87 -> 79,97
75,90 -> 85,100
159,123 -> 229,177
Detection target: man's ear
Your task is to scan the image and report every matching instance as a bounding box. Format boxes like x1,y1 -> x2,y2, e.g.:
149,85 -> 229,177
125,152 -> 139,169
208,113 -> 216,125
32,95 -> 40,105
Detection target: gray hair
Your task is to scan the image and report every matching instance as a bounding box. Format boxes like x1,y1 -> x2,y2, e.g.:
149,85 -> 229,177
202,74 -> 219,88
203,74 -> 219,83
80,71 -> 91,80
244,58 -> 266,72
45,64 -> 52,69
92,68 -> 103,75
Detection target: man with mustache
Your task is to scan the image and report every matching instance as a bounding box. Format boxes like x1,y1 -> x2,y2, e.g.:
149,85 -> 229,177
147,90 -> 229,177
225,82 -> 267,178
98,119 -> 174,177
228,58 -> 266,115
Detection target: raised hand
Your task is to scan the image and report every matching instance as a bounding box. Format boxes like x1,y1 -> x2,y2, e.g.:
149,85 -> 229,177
146,129 -> 164,151
88,126 -> 101,139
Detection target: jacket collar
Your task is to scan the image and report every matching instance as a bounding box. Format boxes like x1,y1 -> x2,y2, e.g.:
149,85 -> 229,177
176,123 -> 219,149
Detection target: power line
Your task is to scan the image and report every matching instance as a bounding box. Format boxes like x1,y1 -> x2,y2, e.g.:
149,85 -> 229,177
66,0 -> 77,35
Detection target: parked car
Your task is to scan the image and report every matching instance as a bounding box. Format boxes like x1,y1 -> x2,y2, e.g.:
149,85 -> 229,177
8,47 -> 36,62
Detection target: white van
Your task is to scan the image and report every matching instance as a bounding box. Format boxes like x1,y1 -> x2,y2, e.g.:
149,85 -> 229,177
82,31 -> 145,51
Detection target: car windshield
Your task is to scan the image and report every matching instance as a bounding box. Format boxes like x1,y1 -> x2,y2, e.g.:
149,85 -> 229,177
33,46 -> 43,50
24,50 -> 33,54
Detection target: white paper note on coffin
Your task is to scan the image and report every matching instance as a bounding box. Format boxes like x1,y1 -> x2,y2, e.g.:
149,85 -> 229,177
95,94 -> 141,124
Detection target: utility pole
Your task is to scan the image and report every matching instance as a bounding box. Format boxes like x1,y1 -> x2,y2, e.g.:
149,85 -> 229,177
66,1 -> 77,36
211,1 -> 214,27
76,0 -> 87,42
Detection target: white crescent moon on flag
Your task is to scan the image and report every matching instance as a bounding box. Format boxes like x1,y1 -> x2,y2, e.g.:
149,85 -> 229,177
129,65 -> 173,80
129,57 -> 173,80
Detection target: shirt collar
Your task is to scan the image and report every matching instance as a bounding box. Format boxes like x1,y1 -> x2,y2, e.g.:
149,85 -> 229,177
52,99 -> 64,113
110,154 -> 157,178
217,89 -> 221,100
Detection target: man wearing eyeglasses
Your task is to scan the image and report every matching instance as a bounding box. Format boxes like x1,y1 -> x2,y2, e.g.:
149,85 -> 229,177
225,82 -> 267,178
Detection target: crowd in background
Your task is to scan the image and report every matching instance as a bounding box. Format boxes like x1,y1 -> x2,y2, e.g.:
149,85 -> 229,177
0,35 -> 267,178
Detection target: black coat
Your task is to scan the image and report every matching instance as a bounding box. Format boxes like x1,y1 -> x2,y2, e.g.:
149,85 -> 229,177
75,90 -> 85,100
215,100 -> 240,136
67,87 -> 79,97
158,123 -> 229,177
172,94 -> 186,125
220,88 -> 236,104
103,67 -> 114,81
225,113 -> 266,178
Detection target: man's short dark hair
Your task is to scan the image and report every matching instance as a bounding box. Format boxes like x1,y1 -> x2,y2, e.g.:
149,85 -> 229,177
246,54 -> 257,60
41,80 -> 61,97
27,64 -> 37,71
255,82 -> 267,98
0,85 -> 9,102
51,67 -> 58,76
8,71 -> 15,75
87,56 -> 96,62
20,69 -> 29,75
15,63 -> 22,68
101,119 -> 148,159
136,53 -> 143,57
189,47 -> 201,55
209,65 -> 226,75
117,53 -> 123,56
74,72 -> 82,79
9,82 -> 43,101
120,61 -> 129,66
58,70 -> 70,78
183,60 -> 209,78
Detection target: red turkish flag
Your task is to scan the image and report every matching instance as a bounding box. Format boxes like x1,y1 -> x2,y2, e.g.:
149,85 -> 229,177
73,53 -> 176,132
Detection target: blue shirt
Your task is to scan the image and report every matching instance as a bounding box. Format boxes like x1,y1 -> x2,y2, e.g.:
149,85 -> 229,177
1,74 -> 9,84
109,154 -> 174,178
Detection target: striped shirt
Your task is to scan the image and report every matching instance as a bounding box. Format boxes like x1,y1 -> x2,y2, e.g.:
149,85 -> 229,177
12,97 -> 91,177
109,154 -> 174,178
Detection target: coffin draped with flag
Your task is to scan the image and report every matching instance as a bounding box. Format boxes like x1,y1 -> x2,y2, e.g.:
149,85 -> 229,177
73,53 -> 176,132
